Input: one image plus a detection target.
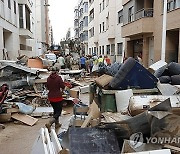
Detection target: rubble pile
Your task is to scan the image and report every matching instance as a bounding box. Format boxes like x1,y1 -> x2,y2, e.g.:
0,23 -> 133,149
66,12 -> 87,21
56,58 -> 180,154
0,56 -> 180,154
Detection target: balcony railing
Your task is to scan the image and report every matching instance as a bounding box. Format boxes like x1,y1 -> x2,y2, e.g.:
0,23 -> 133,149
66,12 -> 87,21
135,8 -> 153,20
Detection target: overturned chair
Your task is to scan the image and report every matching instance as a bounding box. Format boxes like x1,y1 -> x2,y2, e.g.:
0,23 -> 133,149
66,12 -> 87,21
0,84 -> 9,129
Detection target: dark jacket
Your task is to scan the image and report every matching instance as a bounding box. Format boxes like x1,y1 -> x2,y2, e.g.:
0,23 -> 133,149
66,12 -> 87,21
46,72 -> 65,99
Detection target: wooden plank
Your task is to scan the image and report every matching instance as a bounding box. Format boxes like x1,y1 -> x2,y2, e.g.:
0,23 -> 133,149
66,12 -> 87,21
6,108 -> 19,114
33,84 -> 38,94
157,83 -> 178,95
11,113 -> 38,126
0,113 -> 12,122
34,78 -> 47,83
164,144 -> 180,152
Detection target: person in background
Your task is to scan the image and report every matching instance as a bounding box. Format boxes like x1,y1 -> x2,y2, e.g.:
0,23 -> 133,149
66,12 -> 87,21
137,52 -> 143,65
89,56 -> 94,73
104,55 -> 111,66
80,54 -> 86,69
98,55 -> 104,67
45,66 -> 65,133
57,54 -> 65,69
65,54 -> 71,69
86,57 -> 90,73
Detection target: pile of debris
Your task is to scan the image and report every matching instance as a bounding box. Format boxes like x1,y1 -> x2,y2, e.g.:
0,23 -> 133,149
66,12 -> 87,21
0,58 -> 89,128
52,57 -> 180,154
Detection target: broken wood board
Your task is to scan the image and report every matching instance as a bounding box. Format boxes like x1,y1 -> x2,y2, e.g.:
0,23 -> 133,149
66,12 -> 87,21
164,144 -> 180,153
122,140 -> 163,153
157,83 -> 179,95
34,78 -> 47,84
11,113 -> 38,126
0,113 -> 12,122
31,107 -> 67,117
81,102 -> 100,128
129,95 -> 180,116
102,112 -> 131,123
6,108 -> 19,114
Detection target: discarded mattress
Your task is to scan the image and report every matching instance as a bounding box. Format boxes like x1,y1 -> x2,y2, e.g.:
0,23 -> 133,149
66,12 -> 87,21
110,57 -> 158,90
128,95 -> 180,116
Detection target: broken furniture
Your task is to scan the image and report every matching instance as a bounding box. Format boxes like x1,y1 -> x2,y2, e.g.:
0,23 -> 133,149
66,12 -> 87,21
68,127 -> 121,154
110,57 -> 158,90
0,84 -> 9,129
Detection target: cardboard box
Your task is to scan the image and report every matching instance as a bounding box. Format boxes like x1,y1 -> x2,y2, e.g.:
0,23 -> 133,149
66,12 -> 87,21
70,87 -> 80,98
27,58 -> 43,69
95,74 -> 113,88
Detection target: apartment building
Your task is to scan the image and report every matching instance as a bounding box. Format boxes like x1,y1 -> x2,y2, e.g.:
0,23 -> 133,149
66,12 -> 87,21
88,0 -> 125,63
34,0 -> 51,56
122,0 -> 180,67
74,0 -> 89,55
0,0 -> 19,60
18,0 -> 35,57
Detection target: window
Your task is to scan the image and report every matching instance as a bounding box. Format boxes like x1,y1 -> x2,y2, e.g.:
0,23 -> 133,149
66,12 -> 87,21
102,46 -> 104,55
99,24 -> 101,33
128,6 -> 134,22
84,2 -> 88,13
89,9 -> 94,22
106,0 -> 109,6
14,1 -> 16,14
102,0 -> 105,10
83,16 -> 88,27
89,27 -> 94,37
89,48 -> 92,55
8,0 -> 11,9
94,47 -> 96,54
167,0 -> 175,11
102,22 -> 105,31
25,6 -> 31,31
83,31 -> 88,41
111,44 -> 115,55
99,46 -> 101,55
117,43 -> 123,55
19,5 -> 24,28
118,10 -> 123,24
106,45 -> 110,55
106,13 -> 109,30
89,48 -> 91,55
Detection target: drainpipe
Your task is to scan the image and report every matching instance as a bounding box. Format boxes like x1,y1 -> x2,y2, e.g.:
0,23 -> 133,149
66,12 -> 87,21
161,0 -> 167,61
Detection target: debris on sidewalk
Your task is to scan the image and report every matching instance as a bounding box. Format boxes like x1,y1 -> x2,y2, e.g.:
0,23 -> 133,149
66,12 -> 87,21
1,56 -> 180,154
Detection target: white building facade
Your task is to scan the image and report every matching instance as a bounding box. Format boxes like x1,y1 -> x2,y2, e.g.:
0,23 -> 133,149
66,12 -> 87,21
0,0 -> 19,60
0,0 -> 51,60
88,0 -> 125,63
34,0 -> 50,56
74,0 -> 89,55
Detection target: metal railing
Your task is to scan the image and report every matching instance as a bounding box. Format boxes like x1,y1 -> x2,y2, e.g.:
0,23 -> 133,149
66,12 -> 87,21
135,8 -> 153,20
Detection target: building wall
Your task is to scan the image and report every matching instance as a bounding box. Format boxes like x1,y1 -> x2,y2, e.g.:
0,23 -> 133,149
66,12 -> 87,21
87,0 -> 125,63
0,0 -> 19,60
115,0 -> 125,62
123,0 -> 180,66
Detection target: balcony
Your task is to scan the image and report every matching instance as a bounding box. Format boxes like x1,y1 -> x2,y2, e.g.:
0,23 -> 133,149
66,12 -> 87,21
18,0 -> 32,12
122,0 -> 131,6
122,8 -> 154,37
19,29 -> 33,39
167,8 -> 180,30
